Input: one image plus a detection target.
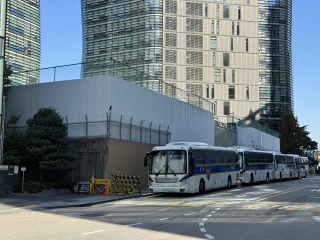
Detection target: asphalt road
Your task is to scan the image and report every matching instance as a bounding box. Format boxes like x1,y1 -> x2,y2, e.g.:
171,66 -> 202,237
1,175 -> 320,240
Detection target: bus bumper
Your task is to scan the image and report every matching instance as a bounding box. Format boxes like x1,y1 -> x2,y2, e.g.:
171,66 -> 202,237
149,186 -> 187,193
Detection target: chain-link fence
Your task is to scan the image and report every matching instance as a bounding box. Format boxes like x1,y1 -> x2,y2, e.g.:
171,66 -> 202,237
6,113 -> 171,145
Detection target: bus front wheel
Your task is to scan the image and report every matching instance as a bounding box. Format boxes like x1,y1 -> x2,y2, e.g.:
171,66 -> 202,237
199,180 -> 205,194
249,175 -> 254,186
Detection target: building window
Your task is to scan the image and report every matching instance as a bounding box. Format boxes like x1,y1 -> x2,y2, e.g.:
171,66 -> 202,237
232,69 -> 235,83
229,86 -> 235,99
211,20 -> 214,33
223,5 -> 229,18
223,53 -> 229,66
210,36 -> 217,49
214,69 -> 221,82
205,3 -> 208,17
224,102 -> 230,115
238,6 -> 241,20
231,37 -> 233,51
217,21 -> 220,34
206,85 -> 209,98
246,86 -> 249,100
247,0 -> 250,4
214,101 -> 217,115
223,69 -> 226,82
246,38 -> 249,52
216,5 -> 219,18
232,22 -> 234,35
237,22 -> 240,36
212,52 -> 216,66
211,85 -> 215,99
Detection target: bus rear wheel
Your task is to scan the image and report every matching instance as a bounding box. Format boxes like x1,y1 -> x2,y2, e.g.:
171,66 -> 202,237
199,180 -> 205,194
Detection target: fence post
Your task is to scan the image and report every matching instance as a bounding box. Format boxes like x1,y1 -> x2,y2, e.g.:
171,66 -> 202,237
85,114 -> 88,138
199,96 -> 200,108
129,117 -> 132,141
167,126 -> 169,144
65,116 -> 68,136
106,113 -> 109,137
119,115 -> 123,140
150,122 -> 152,144
54,66 -> 56,82
158,124 -> 161,145
140,120 -> 143,142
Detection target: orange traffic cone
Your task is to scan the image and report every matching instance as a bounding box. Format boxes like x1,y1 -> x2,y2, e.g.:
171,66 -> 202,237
102,185 -> 108,196
236,174 -> 242,188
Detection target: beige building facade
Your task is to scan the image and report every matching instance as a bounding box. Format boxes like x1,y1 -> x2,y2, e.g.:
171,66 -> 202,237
163,0 -> 259,123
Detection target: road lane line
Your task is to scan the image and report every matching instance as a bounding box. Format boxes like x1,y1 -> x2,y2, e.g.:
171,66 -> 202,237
199,222 -> 205,226
13,205 -> 36,210
125,223 -> 142,227
200,228 -> 207,232
204,234 -> 215,239
83,230 -> 105,235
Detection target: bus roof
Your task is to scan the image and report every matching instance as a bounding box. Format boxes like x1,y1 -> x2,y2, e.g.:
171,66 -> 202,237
166,142 -> 212,147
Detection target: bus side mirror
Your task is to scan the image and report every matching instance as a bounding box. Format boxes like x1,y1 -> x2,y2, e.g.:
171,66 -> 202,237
144,153 -> 151,166
190,156 -> 194,166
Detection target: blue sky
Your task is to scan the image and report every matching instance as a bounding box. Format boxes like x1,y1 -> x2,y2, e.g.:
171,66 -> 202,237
40,1 -> 320,147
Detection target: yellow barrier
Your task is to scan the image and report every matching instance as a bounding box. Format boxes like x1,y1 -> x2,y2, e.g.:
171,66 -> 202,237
90,179 -> 112,196
111,174 -> 142,197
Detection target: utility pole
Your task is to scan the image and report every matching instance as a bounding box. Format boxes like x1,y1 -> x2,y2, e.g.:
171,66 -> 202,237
0,0 -> 8,165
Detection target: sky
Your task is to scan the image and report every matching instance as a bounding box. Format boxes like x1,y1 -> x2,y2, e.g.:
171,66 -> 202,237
40,1 -> 320,147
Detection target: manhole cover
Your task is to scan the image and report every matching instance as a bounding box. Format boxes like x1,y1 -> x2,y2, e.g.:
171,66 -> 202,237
80,213 -> 106,217
62,199 -> 78,202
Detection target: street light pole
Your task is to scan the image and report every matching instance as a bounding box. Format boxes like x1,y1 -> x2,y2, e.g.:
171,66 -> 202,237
0,0 -> 8,165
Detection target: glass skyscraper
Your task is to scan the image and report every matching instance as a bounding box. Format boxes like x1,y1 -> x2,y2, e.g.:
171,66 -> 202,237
5,0 -> 40,85
258,0 -> 293,131
81,0 -> 293,131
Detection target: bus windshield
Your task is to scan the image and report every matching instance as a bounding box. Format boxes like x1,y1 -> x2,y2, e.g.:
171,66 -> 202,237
150,150 -> 187,175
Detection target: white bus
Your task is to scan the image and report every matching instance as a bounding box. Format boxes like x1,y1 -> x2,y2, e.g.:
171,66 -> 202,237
234,147 -> 275,185
274,153 -> 296,180
144,142 -> 241,194
294,156 -> 309,178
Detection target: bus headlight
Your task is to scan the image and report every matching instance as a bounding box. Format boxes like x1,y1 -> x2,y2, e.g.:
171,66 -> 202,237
181,179 -> 187,186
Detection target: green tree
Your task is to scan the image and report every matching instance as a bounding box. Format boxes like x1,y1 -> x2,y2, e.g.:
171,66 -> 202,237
3,61 -> 13,97
247,108 -> 255,121
25,106 -> 76,180
279,111 -> 303,155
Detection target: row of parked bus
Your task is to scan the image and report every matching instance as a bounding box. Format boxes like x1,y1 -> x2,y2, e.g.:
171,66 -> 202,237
143,142 -> 309,194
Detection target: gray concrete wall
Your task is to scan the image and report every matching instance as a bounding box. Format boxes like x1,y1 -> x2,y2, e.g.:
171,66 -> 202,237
214,127 -> 237,147
6,76 -> 215,145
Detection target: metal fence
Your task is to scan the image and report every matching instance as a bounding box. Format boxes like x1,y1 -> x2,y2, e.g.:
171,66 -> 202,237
6,112 -> 171,145
9,58 -> 215,113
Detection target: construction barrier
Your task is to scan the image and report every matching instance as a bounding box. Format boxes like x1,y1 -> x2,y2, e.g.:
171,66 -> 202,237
90,179 -> 112,196
111,174 -> 142,197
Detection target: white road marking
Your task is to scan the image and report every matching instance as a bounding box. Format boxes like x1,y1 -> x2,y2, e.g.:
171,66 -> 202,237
211,211 -> 216,213
184,212 -> 195,216
125,223 -> 142,227
199,222 -> 205,226
205,234 -> 215,239
207,215 -> 212,217
159,207 -> 171,211
200,228 -> 207,232
202,218 -> 208,221
201,210 -> 209,212
159,218 -> 170,221
83,230 -> 106,235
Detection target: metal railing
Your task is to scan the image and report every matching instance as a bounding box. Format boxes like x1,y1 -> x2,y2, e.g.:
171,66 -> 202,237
6,113 -> 171,145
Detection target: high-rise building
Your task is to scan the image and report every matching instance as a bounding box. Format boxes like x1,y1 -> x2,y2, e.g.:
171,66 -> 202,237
5,0 -> 40,85
258,0 -> 292,131
81,0 -> 292,130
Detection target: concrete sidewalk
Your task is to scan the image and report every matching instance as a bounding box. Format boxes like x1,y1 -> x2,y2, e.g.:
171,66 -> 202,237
0,190 -> 152,210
